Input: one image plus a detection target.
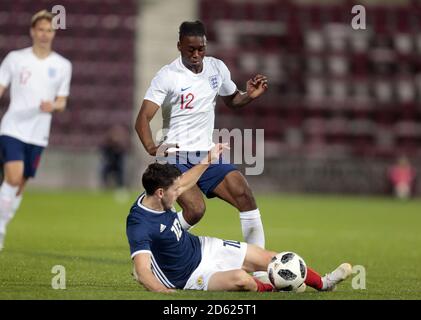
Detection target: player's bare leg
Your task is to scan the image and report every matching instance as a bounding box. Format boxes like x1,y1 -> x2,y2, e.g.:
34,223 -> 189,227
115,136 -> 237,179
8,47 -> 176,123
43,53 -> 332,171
176,185 -> 206,229
0,161 -> 24,250
213,171 -> 257,211
207,269 -> 263,292
241,244 -> 276,273
3,161 -> 24,187
213,171 -> 264,246
213,171 -> 266,279
207,245 -> 278,292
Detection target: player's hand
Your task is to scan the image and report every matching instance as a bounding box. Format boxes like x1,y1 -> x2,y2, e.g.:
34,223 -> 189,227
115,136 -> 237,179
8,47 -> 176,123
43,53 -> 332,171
155,143 -> 179,158
201,143 -> 230,164
246,74 -> 268,99
154,288 -> 177,293
164,289 -> 177,293
40,100 -> 56,113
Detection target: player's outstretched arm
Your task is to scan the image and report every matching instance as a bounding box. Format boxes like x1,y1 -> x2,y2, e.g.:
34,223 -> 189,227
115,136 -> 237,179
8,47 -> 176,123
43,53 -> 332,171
178,143 -> 229,195
0,85 -> 6,99
221,74 -> 268,109
133,253 -> 176,293
135,99 -> 160,156
40,96 -> 68,113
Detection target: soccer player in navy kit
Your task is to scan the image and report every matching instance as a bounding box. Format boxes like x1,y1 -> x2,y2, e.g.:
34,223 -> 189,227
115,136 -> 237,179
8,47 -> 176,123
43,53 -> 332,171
126,144 -> 352,292
135,20 -> 268,279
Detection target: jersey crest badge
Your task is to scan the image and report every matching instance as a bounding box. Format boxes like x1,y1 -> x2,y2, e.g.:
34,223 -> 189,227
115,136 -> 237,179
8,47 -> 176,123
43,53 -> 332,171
209,75 -> 218,90
48,67 -> 57,78
197,276 -> 204,286
160,224 -> 167,233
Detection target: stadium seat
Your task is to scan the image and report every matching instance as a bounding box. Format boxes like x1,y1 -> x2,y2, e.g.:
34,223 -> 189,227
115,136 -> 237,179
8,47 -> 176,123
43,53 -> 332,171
0,0 -> 138,149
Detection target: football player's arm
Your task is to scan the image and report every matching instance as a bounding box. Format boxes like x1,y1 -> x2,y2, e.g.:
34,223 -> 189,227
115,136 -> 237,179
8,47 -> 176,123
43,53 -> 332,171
135,99 -> 160,156
0,52 -> 12,99
0,85 -> 5,99
41,60 -> 72,113
133,253 -> 176,293
40,96 -> 68,113
178,143 -> 229,195
221,74 -> 268,109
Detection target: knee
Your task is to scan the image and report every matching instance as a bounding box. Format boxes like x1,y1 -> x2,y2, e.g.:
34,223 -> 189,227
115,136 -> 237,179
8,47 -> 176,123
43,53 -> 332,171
182,202 -> 206,225
233,270 -> 255,291
263,251 -> 277,268
234,185 -> 256,211
5,176 -> 22,187
238,185 -> 254,201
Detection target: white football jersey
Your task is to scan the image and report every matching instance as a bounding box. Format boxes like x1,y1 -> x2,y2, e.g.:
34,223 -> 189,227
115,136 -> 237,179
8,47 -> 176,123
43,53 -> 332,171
144,56 -> 237,151
0,47 -> 72,147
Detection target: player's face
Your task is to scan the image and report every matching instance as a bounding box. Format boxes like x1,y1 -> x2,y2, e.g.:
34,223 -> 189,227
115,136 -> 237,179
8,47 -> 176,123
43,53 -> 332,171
162,178 -> 181,210
177,36 -> 207,72
31,19 -> 55,49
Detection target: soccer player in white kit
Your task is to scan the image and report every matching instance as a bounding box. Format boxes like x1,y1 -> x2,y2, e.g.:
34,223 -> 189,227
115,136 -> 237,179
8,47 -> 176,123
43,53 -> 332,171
135,21 -> 268,278
0,10 -> 72,250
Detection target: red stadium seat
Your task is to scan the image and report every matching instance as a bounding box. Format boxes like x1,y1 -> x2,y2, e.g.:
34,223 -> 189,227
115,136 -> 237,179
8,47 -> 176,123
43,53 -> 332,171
0,0 -> 137,149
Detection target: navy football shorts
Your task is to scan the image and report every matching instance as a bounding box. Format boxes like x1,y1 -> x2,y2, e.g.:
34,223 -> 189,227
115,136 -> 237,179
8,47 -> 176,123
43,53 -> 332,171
0,135 -> 44,178
164,151 -> 238,198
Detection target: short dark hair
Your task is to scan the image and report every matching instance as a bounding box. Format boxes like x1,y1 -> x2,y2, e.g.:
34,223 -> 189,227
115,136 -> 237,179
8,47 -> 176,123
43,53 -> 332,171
179,20 -> 206,40
142,163 -> 182,195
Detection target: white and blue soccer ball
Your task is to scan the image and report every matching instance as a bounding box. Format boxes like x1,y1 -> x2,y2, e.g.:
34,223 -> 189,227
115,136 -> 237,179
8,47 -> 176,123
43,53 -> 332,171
267,251 -> 307,291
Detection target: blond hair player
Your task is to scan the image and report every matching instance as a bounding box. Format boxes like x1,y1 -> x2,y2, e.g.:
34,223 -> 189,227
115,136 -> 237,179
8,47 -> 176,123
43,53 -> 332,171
0,10 -> 72,249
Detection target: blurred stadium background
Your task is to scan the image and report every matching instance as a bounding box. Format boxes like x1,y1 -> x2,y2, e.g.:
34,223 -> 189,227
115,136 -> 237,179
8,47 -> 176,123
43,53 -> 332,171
1,0 -> 420,196
1,0 -> 421,300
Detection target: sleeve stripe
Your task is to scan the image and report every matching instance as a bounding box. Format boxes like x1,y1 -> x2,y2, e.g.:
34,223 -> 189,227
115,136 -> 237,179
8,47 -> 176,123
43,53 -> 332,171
131,250 -> 151,259
143,97 -> 162,108
150,264 -> 171,288
150,254 -> 175,288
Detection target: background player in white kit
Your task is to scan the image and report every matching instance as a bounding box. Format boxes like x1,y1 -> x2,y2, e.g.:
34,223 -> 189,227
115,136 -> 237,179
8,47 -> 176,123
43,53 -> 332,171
135,21 -> 268,278
0,10 -> 72,250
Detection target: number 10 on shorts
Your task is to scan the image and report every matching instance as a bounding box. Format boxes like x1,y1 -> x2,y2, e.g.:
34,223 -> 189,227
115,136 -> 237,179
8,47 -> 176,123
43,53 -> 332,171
223,240 -> 241,248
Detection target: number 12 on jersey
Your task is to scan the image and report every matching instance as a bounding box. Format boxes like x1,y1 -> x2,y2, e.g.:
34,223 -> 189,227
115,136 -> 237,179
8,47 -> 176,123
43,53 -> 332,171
180,93 -> 194,109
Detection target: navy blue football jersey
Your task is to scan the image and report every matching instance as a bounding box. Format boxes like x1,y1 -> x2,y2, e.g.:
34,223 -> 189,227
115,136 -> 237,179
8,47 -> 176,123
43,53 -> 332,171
126,193 -> 202,289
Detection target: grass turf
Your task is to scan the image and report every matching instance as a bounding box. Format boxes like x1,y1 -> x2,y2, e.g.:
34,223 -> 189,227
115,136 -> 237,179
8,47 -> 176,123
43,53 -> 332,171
0,191 -> 420,300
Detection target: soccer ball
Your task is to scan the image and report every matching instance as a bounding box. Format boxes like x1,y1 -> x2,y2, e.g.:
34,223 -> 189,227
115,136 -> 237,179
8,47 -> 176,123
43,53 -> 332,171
267,251 -> 307,291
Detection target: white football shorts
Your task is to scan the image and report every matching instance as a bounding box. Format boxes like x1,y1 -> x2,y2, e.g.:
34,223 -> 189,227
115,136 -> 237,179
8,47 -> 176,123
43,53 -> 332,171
183,236 -> 248,291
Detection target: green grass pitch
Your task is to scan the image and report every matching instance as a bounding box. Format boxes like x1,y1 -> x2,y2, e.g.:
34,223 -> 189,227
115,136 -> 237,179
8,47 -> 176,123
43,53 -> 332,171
0,190 -> 420,300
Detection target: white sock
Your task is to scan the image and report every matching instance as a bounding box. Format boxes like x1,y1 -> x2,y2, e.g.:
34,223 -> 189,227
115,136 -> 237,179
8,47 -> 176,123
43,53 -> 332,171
177,210 -> 193,230
0,182 -> 19,234
9,194 -> 22,221
0,219 -> 6,234
240,209 -> 265,249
